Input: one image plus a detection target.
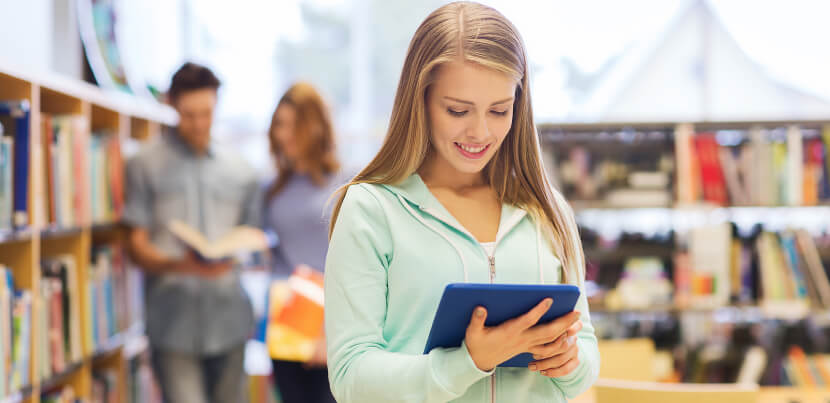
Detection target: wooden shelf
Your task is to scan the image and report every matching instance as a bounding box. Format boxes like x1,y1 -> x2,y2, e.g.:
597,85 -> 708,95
91,323 -> 146,363
0,229 -> 32,244
0,63 -> 163,402
40,226 -> 84,239
39,361 -> 84,393
0,62 -> 176,126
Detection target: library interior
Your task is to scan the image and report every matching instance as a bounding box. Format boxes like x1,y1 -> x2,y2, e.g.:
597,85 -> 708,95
2,1 -> 830,402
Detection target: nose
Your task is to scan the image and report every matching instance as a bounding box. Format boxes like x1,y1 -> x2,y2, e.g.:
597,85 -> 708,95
469,112 -> 489,140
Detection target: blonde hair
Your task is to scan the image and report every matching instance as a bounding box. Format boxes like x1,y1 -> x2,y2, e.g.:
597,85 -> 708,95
267,82 -> 340,201
329,1 -> 584,285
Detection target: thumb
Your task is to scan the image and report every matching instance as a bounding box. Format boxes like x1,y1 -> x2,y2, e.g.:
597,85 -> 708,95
468,306 -> 488,331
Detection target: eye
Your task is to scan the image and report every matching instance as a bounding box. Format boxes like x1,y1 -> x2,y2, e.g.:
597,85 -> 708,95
490,109 -> 508,116
447,108 -> 468,117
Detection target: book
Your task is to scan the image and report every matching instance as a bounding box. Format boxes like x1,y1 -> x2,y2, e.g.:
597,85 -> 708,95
693,133 -> 728,205
0,101 -> 30,228
822,126 -> 830,199
675,123 -> 697,203
779,231 -> 808,299
786,126 -> 804,206
167,219 -> 268,261
0,137 -> 13,231
42,114 -> 56,225
718,147 -> 749,205
266,265 -> 325,362
795,230 -> 830,309
689,222 -> 731,307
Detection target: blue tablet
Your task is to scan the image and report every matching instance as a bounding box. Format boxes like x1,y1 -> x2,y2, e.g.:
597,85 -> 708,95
423,283 -> 580,368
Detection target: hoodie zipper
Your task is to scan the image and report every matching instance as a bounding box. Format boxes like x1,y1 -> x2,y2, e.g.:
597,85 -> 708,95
488,252 -> 496,403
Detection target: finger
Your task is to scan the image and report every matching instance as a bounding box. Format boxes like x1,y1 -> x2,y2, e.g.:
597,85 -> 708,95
468,306 -> 488,332
529,341 -> 578,372
507,298 -> 552,331
526,311 -> 580,345
527,332 -> 572,358
567,320 -> 583,337
540,356 -> 580,378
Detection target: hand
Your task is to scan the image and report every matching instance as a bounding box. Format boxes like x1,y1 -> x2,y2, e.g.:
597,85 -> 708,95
527,319 -> 583,378
304,336 -> 328,369
465,299 -> 581,372
174,252 -> 233,278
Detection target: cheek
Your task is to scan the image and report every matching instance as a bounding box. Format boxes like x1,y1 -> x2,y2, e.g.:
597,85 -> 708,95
430,114 -> 466,145
493,117 -> 513,144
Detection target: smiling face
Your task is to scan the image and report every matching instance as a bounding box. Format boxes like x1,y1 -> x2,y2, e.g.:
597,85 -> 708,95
425,61 -> 517,183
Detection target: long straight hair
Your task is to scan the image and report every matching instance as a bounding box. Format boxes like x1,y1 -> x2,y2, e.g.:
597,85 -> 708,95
329,2 -> 584,285
268,82 -> 340,201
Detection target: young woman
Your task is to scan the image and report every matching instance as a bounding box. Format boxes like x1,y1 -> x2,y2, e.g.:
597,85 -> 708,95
324,2 -> 599,402
264,82 -> 345,403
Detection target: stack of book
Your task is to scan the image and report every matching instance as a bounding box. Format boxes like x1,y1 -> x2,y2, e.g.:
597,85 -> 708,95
676,125 -> 830,206
673,226 -> 829,313
42,114 -> 125,229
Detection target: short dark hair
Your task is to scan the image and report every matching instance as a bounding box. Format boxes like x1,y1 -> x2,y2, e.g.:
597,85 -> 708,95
168,62 -> 221,103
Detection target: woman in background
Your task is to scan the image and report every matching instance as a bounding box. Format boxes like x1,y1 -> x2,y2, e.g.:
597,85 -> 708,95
264,82 -> 345,403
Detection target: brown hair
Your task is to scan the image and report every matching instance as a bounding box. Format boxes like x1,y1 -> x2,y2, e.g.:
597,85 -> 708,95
168,62 -> 221,104
329,1 -> 585,285
267,82 -> 340,201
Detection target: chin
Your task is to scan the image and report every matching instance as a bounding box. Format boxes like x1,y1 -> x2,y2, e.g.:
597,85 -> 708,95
450,160 -> 489,175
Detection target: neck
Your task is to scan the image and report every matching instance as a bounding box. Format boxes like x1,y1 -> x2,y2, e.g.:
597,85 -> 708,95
418,152 -> 486,191
175,131 -> 209,156
292,159 -> 310,174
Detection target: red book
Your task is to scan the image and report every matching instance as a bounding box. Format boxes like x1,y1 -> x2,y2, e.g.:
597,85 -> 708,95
694,133 -> 729,205
106,137 -> 125,219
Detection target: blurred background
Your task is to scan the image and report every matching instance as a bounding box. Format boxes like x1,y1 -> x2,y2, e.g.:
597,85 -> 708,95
2,0 -> 830,402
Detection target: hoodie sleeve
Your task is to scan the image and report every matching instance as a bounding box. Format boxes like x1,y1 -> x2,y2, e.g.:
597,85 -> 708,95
325,184 -> 493,403
550,290 -> 601,398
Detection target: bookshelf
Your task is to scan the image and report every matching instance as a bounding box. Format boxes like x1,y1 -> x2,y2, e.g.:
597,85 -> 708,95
0,62 -> 175,403
540,121 -> 830,389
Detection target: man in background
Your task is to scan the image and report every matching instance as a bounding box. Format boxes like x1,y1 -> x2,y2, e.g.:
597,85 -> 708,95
124,62 -> 259,403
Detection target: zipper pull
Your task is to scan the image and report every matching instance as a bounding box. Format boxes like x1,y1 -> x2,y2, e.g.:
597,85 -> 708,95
488,256 -> 496,282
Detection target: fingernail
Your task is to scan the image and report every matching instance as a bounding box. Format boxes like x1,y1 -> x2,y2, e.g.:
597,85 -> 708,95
545,298 -> 553,308
567,335 -> 577,346
529,364 -> 537,371
476,308 -> 485,317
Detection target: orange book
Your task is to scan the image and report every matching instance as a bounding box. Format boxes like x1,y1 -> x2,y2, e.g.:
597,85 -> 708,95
267,265 -> 325,362
789,346 -> 817,387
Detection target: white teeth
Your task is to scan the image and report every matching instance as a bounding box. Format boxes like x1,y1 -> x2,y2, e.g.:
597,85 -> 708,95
457,143 -> 486,153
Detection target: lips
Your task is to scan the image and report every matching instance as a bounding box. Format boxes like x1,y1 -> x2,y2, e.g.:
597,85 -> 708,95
454,142 -> 490,159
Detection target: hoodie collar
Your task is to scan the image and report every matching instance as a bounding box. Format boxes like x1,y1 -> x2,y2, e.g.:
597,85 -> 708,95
381,173 -> 527,243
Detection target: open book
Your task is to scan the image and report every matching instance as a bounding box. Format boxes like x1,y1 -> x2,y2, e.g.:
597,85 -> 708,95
167,219 -> 269,261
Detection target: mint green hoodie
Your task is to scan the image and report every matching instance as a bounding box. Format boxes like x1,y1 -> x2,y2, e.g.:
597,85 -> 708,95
325,174 -> 599,402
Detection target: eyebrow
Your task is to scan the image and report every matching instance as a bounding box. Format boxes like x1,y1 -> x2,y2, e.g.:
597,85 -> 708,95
443,96 -> 514,106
